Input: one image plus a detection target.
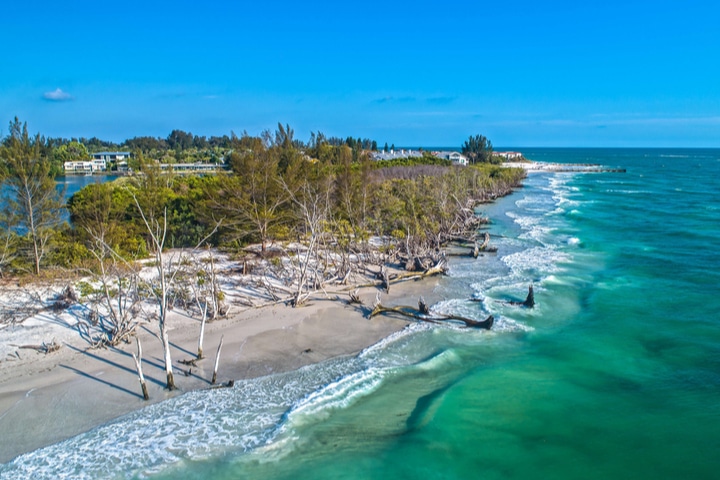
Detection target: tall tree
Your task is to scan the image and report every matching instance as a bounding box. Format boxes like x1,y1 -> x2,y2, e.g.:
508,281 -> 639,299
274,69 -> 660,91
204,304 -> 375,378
131,192 -> 177,390
54,140 -> 90,164
461,134 -> 495,164
0,118 -> 64,275
208,146 -> 291,253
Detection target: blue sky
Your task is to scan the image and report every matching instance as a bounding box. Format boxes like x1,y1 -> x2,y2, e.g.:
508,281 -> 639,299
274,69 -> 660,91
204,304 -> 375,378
1,0 -> 719,147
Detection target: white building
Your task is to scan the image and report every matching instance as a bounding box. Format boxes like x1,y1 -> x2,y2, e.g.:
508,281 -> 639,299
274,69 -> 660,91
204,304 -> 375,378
160,163 -> 226,173
371,149 -> 425,161
64,157 -> 112,173
494,151 -> 523,160
432,151 -> 468,166
91,151 -> 131,162
63,161 -> 94,173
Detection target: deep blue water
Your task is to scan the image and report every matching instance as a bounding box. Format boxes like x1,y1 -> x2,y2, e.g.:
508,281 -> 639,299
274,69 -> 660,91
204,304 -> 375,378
2,149 -> 719,479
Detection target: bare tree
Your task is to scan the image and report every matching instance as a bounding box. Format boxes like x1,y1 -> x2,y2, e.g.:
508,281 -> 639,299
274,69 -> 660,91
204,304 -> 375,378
133,195 -> 177,390
283,171 -> 333,306
130,189 -> 221,389
132,338 -> 150,400
81,232 -> 141,348
186,250 -> 225,359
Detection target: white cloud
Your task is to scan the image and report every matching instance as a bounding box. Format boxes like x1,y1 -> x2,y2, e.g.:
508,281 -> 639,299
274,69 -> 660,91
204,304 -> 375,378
42,88 -> 73,101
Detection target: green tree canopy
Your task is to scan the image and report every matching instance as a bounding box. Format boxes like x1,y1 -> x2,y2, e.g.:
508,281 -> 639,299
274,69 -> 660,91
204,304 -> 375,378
54,140 -> 90,163
0,118 -> 65,274
461,134 -> 497,164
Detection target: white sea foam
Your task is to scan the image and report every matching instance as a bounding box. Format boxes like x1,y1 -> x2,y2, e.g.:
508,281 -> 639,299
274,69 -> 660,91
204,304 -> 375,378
1,357 -> 369,479
605,189 -> 651,194
492,315 -> 534,333
505,211 -> 540,229
552,195 -> 580,208
286,367 -> 387,424
502,246 -> 570,276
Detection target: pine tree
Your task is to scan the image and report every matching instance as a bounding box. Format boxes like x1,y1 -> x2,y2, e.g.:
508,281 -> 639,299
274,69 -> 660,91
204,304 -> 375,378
0,118 -> 64,275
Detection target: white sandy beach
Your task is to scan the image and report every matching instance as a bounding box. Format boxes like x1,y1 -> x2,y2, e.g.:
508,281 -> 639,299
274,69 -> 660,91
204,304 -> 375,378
0,275 -> 440,463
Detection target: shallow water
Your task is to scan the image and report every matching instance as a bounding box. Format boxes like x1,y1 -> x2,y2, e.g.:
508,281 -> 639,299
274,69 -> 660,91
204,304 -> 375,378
3,149 -> 719,479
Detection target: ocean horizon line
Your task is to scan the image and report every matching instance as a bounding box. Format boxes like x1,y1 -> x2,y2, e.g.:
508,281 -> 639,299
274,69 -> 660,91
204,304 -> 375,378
398,145 -> 720,151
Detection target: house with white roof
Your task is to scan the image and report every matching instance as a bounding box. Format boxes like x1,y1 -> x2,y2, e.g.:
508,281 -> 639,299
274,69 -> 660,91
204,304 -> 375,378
432,151 -> 468,166
63,161 -> 94,173
494,151 -> 523,160
371,149 -> 425,161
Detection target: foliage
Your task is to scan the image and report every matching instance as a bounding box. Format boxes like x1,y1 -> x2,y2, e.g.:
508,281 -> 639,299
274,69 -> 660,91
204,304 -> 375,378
0,118 -> 66,274
372,155 -> 451,169
0,119 -> 526,276
462,134 -> 498,164
54,141 -> 90,164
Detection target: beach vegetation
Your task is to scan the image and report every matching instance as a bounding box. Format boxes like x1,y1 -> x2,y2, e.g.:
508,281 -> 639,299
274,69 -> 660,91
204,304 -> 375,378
0,118 -> 65,275
1,119 -> 526,280
462,134 -> 498,164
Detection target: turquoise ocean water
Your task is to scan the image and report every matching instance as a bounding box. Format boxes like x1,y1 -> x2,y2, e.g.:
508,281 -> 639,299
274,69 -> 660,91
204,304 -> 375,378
2,149 -> 719,479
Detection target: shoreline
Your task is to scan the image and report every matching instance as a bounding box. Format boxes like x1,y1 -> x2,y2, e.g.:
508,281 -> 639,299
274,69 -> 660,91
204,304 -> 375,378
503,161 -> 626,173
0,275 -> 443,464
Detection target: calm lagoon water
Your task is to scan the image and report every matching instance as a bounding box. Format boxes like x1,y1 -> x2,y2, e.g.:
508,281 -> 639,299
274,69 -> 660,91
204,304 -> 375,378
0,174 -> 119,217
2,149 -> 719,479
57,174 -> 121,200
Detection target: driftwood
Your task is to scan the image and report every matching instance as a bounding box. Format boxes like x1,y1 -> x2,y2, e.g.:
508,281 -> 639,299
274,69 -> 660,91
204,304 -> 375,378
418,297 -> 430,315
15,340 -> 61,354
446,233 -> 495,258
369,297 -> 494,330
210,379 -> 235,390
52,286 -> 78,312
348,288 -> 363,305
477,233 -> 497,253
392,259 -> 447,282
14,340 -> 62,355
508,285 -> 535,308
479,232 -> 490,251
352,260 -> 448,292
379,266 -> 390,294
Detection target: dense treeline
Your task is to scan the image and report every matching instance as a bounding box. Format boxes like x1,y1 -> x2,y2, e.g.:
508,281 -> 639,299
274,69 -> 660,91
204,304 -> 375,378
20,119 -> 383,172
0,119 -> 525,277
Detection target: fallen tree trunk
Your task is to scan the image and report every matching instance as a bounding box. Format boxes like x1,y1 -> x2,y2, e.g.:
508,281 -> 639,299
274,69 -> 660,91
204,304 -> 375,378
349,260 -> 448,291
392,259 -> 447,282
15,340 -> 61,354
369,299 -> 493,330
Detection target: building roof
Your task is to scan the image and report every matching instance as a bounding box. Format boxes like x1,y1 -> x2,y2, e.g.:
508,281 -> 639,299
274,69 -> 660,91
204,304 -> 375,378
371,149 -> 425,161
